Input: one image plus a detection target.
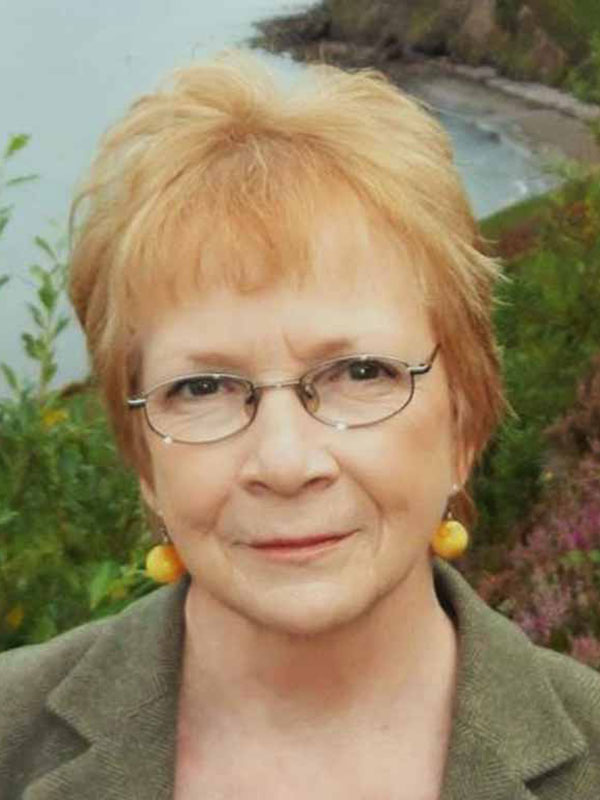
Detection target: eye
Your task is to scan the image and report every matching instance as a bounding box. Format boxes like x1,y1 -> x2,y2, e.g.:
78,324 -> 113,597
310,358 -> 406,397
166,376 -> 224,399
325,358 -> 399,383
346,359 -> 398,381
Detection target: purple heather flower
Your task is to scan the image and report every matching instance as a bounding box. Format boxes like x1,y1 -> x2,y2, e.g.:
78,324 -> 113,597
570,635 -> 600,669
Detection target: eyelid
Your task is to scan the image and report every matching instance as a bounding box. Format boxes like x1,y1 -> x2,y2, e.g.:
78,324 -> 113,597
146,370 -> 248,396
304,354 -> 407,374
167,373 -> 221,390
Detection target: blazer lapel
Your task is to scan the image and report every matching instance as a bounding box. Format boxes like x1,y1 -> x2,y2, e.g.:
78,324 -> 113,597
434,559 -> 587,800
25,578 -> 189,800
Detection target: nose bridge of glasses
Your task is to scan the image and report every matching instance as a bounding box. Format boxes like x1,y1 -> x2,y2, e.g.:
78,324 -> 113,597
250,375 -> 317,413
253,375 -> 313,398
252,376 -> 302,391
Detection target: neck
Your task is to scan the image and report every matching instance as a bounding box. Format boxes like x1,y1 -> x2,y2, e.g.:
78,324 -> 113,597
180,557 -> 457,738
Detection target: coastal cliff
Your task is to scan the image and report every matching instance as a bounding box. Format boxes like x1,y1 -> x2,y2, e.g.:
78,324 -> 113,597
325,0 -> 568,84
254,0 -> 600,160
257,1 -> 599,91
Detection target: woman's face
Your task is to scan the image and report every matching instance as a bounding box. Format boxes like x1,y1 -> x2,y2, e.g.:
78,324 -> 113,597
139,212 -> 468,635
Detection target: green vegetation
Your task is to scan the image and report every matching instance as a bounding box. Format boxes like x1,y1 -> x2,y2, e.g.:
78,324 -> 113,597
0,385 -> 154,649
526,0 -> 600,57
259,1 -> 600,99
567,32 -> 600,105
460,165 -> 600,669
473,167 -> 600,548
0,136 -> 154,651
495,0 -> 600,95
0,134 -> 36,291
495,0 -> 523,33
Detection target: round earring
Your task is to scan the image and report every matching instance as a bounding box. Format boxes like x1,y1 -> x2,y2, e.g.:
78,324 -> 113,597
432,499 -> 469,561
146,523 -> 187,584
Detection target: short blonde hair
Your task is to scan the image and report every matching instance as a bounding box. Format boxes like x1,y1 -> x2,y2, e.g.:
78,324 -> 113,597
69,50 -> 504,504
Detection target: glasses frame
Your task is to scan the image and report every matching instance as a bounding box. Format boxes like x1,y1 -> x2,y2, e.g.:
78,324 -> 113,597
127,344 -> 440,445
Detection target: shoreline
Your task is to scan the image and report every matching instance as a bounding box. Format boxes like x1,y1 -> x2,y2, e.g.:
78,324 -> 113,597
251,8 -> 600,166
391,60 -> 600,166
398,59 -> 600,165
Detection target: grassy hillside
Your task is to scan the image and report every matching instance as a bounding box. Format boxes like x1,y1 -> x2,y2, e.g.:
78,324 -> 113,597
514,0 -> 600,56
260,1 -> 600,97
468,172 -> 600,664
451,172 -> 600,666
472,171 -> 600,550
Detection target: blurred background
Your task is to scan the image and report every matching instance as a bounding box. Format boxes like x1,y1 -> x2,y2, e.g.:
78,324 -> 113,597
1,0 -> 599,665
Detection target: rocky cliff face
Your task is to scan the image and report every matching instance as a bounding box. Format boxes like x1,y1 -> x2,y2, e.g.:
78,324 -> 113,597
327,0 -> 483,52
325,0 -> 568,84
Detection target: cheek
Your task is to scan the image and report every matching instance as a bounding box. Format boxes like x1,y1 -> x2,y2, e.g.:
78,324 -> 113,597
148,442 -> 235,530
353,390 -> 455,525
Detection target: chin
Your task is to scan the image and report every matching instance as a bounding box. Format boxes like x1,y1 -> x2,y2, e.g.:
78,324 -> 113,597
225,583 -> 380,638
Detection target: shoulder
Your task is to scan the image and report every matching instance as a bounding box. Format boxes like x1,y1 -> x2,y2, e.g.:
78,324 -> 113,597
533,643 -> 600,733
526,645 -> 600,796
0,614 -> 112,792
0,583 -> 186,795
435,560 -> 600,796
0,585 -> 176,739
0,615 -> 110,713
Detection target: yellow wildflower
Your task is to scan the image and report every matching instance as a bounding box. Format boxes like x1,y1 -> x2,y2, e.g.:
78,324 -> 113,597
5,605 -> 24,630
110,586 -> 127,601
41,408 -> 69,430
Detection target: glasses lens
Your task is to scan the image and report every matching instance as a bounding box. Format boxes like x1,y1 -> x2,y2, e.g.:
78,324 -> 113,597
307,357 -> 412,425
146,375 -> 254,443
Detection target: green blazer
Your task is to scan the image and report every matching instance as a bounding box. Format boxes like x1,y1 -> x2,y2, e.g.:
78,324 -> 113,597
1,559 -> 600,799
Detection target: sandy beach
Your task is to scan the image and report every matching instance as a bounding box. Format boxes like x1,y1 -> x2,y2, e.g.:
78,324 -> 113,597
252,12 -> 600,167
394,60 -> 600,166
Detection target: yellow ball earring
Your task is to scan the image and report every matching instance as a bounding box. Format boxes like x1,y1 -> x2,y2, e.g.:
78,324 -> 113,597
432,503 -> 469,561
146,523 -> 187,584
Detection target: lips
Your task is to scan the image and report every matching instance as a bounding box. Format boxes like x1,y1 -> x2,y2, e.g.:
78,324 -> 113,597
246,531 -> 355,563
251,532 -> 352,549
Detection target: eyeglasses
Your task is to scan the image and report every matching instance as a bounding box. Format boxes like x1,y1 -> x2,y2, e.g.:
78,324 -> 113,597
127,345 -> 440,445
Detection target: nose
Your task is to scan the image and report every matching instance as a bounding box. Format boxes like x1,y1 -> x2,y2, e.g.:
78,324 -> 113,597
238,383 -> 340,497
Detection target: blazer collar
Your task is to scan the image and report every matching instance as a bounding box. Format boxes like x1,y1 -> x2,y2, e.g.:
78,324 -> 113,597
26,577 -> 189,800
28,564 -> 587,800
434,558 -> 587,800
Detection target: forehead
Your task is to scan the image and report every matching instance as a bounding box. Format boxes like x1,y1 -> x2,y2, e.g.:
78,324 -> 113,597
139,221 -> 432,386
128,173 -> 430,324
131,178 -> 434,387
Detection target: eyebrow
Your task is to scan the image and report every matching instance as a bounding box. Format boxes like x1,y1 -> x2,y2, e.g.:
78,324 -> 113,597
179,337 -> 359,372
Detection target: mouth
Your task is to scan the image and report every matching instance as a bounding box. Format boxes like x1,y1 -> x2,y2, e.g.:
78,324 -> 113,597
247,531 -> 356,562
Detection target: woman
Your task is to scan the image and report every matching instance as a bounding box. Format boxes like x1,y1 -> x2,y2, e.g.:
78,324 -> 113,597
1,51 -> 599,799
